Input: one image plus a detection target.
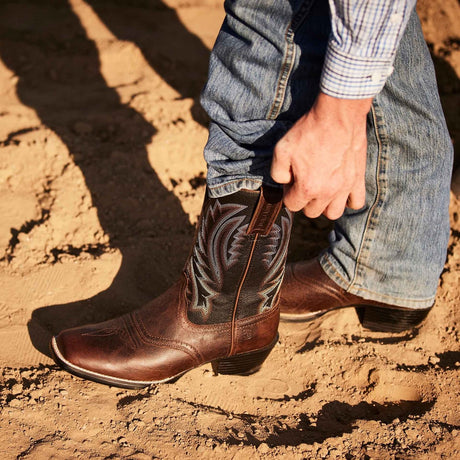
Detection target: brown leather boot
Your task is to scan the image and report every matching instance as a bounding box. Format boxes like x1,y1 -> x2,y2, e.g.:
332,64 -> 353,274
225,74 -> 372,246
279,259 -> 432,332
51,187 -> 292,388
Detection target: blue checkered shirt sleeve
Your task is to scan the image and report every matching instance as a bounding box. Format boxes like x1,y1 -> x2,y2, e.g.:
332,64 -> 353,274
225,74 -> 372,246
320,0 -> 417,99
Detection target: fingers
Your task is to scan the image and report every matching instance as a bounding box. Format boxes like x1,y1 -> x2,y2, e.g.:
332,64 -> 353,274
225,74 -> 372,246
323,194 -> 349,220
271,102 -> 369,219
281,166 -> 366,218
302,198 -> 327,218
347,136 -> 367,210
271,144 -> 293,185
347,178 -> 366,210
282,182 -> 308,212
301,193 -> 349,220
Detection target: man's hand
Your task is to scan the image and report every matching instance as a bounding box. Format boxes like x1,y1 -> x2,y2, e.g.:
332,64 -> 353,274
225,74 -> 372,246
271,92 -> 372,220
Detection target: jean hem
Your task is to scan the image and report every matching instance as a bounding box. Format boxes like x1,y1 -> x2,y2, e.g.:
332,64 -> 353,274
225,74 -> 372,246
207,177 -> 283,198
319,253 -> 436,309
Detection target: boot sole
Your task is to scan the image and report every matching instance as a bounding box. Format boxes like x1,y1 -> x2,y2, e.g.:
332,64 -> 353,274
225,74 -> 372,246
280,305 -> 431,333
50,334 -> 278,390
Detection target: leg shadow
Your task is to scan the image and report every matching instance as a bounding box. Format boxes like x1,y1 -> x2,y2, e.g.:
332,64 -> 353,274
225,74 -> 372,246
85,0 -> 214,125
0,0 -> 194,357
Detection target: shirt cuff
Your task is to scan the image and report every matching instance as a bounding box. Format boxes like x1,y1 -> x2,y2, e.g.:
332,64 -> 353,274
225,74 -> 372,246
320,43 -> 395,99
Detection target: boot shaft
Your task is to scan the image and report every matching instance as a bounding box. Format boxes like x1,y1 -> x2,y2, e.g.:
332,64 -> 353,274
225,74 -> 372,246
185,187 -> 293,325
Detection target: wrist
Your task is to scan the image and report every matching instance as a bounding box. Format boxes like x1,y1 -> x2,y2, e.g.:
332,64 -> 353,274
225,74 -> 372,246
313,92 -> 373,123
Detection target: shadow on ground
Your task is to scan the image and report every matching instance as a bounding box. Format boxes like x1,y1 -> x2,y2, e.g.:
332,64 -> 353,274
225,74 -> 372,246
0,0 -> 201,356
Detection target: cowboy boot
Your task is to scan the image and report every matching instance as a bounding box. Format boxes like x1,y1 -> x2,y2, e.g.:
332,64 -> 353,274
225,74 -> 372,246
279,259 -> 432,332
51,187 -> 293,388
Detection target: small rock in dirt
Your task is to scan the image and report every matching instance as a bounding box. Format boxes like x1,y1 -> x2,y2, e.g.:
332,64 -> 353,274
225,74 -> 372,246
11,384 -> 23,395
8,399 -> 21,408
258,443 -> 270,453
29,390 -> 42,399
429,356 -> 441,365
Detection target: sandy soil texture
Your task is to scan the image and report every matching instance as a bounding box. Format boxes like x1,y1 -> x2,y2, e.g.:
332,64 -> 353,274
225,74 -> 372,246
1,0 -> 459,458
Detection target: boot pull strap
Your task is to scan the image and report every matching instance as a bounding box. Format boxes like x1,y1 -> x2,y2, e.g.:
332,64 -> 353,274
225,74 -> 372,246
247,186 -> 283,236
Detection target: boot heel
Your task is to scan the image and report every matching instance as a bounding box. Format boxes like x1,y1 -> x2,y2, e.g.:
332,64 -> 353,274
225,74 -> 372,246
355,305 -> 431,333
212,335 -> 278,376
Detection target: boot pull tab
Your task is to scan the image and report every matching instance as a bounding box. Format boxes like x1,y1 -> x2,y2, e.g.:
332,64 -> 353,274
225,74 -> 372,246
247,186 -> 283,236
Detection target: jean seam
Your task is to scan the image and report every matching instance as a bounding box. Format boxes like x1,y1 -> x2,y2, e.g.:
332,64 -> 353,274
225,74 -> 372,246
267,0 -> 315,120
266,29 -> 295,120
348,100 -> 389,291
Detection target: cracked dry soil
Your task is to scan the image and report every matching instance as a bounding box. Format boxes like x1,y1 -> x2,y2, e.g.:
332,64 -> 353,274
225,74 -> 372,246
1,0 -> 460,459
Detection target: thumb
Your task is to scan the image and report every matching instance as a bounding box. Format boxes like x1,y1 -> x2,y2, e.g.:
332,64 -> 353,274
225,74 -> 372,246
271,144 -> 292,184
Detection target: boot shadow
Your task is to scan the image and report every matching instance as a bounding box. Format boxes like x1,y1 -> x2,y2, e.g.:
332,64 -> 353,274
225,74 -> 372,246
0,0 -> 197,358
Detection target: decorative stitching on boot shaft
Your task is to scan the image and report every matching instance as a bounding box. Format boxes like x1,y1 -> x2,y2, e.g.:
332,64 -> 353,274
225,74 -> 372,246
185,189 -> 292,325
186,200 -> 249,323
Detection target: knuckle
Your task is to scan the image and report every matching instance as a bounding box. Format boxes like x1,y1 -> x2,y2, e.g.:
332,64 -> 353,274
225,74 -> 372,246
325,209 -> 343,220
285,200 -> 302,212
304,209 -> 321,219
283,195 -> 303,213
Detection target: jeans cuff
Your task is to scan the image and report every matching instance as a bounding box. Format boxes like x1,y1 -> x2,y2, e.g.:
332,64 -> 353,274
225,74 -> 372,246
207,177 -> 282,198
319,252 -> 436,309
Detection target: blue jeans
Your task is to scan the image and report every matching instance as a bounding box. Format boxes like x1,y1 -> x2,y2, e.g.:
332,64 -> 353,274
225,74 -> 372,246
200,0 -> 453,308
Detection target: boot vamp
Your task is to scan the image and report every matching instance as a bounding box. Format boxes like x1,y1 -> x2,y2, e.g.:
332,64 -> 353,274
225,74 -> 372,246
55,317 -> 199,382
279,259 -> 365,315
54,281 -> 231,382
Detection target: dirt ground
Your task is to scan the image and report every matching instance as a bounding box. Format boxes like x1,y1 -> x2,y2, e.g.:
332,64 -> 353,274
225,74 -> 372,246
0,0 -> 459,458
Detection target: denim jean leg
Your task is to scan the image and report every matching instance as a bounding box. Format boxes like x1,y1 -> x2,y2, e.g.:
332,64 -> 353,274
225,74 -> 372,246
320,10 -> 453,308
201,2 -> 452,307
201,0 -> 330,198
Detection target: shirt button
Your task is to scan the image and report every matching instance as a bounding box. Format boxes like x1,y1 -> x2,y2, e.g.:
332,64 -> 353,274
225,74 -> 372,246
371,73 -> 381,84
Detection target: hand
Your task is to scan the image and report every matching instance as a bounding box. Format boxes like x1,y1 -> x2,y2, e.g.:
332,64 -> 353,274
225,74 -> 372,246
271,92 -> 372,220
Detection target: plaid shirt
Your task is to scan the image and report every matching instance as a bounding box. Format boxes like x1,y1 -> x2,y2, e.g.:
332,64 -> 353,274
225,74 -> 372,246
320,0 -> 417,99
